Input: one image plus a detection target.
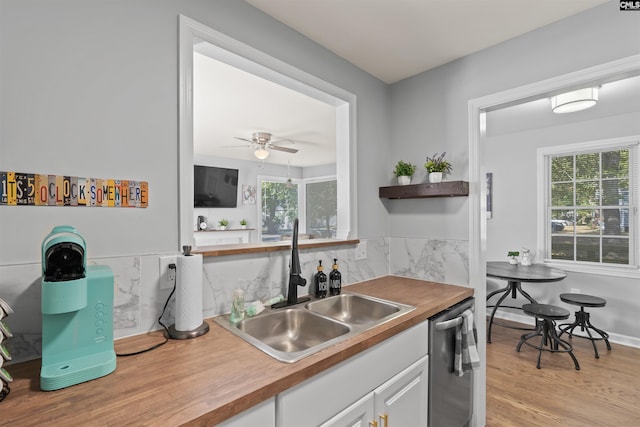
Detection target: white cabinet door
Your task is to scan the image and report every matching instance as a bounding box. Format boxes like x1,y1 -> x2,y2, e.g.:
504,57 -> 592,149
217,397 -> 275,427
373,355 -> 428,427
319,393 -> 375,427
319,355 -> 429,427
278,322 -> 428,427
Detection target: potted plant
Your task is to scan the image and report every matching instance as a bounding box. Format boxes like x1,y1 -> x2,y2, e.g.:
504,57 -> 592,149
424,152 -> 453,183
393,160 -> 417,185
218,219 -> 229,230
240,219 -> 248,229
507,251 -> 520,264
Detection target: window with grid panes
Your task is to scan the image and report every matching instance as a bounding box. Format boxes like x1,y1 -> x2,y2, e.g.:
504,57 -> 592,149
543,139 -> 638,268
258,176 -> 337,242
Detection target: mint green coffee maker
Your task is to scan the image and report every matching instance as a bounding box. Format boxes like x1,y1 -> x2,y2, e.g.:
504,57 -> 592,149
40,226 -> 116,391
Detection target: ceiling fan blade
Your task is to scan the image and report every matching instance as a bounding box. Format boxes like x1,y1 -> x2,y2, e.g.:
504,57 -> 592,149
269,144 -> 298,154
270,138 -> 295,146
234,136 -> 255,144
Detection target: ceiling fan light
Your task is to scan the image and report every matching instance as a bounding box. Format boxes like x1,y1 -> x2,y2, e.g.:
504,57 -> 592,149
551,87 -> 598,114
254,148 -> 269,160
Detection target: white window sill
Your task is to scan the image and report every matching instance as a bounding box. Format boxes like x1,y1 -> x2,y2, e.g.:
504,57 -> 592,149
543,259 -> 640,279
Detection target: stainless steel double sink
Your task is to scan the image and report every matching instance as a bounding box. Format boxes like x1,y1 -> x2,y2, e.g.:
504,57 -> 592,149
214,293 -> 415,363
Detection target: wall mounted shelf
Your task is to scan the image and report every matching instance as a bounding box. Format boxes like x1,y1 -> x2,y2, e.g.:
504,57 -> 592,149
379,181 -> 469,199
194,228 -> 254,246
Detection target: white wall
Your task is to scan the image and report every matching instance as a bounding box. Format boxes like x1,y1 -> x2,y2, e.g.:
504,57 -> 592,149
192,155 -> 336,236
193,154 -> 308,233
485,109 -> 640,340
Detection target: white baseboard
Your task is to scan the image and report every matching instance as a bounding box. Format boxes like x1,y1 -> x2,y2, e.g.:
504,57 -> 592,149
491,312 -> 640,349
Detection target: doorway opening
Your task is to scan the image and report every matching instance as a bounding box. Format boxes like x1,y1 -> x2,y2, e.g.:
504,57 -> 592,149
468,53 -> 640,426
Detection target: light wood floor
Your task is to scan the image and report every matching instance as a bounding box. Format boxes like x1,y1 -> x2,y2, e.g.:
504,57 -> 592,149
486,319 -> 640,427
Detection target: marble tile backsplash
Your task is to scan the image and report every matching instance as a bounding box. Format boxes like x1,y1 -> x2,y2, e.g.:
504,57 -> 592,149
0,256 -> 142,364
389,237 -> 469,285
1,237 -> 467,363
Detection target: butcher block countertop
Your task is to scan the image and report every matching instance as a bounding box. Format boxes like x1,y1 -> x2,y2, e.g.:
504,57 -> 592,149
3,276 -> 473,426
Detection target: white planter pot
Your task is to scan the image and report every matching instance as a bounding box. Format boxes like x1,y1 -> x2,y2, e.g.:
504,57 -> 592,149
397,175 -> 411,185
240,225 -> 247,229
428,172 -> 443,183
508,257 -> 518,265
219,225 -> 227,231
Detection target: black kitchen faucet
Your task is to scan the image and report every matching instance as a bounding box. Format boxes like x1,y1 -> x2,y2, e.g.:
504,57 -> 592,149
272,218 -> 310,308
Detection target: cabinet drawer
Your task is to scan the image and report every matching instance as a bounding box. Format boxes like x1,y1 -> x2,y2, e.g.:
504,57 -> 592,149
217,397 -> 275,427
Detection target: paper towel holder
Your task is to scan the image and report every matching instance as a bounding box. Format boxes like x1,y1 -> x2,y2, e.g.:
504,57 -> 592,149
167,322 -> 209,340
167,246 -> 210,340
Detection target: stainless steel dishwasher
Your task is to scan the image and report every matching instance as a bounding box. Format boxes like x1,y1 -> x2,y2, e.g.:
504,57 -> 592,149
429,297 -> 475,427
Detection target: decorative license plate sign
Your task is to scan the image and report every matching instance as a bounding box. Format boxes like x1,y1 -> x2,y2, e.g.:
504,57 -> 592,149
1,172 -> 148,208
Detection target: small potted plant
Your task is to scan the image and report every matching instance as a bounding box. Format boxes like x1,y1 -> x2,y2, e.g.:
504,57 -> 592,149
424,152 -> 453,183
507,251 -> 520,265
240,219 -> 248,229
393,160 -> 417,185
218,219 -> 229,230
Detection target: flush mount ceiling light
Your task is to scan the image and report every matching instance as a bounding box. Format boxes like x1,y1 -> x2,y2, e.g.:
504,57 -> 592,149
551,87 -> 599,114
254,147 -> 269,160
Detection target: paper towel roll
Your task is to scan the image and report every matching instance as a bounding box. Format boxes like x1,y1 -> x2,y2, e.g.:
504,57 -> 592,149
175,253 -> 203,331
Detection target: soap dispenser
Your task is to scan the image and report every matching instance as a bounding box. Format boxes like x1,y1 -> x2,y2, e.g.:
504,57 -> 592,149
230,288 -> 245,323
329,258 -> 342,296
314,260 -> 328,298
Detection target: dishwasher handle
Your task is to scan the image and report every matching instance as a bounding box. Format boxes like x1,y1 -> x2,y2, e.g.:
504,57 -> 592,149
434,316 -> 463,331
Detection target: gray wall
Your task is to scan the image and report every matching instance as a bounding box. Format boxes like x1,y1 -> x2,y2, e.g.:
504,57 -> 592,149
0,0 -> 391,266
1,1 -> 637,425
388,1 -> 639,240
387,1 -> 640,341
0,0 -> 391,364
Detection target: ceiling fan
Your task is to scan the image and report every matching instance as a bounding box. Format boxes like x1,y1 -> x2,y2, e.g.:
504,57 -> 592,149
234,132 -> 298,160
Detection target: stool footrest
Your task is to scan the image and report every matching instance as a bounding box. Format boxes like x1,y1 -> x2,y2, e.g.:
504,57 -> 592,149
557,309 -> 612,358
516,307 -> 580,370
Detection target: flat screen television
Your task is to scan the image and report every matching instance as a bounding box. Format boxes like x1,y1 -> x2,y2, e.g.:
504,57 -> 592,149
194,165 -> 238,208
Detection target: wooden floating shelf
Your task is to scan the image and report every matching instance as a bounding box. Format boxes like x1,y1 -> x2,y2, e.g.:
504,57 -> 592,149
195,239 -> 360,257
379,181 -> 469,199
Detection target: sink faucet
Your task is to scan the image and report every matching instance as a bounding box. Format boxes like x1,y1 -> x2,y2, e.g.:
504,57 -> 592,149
272,218 -> 310,309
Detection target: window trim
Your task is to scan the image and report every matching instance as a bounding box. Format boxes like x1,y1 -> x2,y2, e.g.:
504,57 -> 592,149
178,15 -> 357,249
537,136 -> 640,278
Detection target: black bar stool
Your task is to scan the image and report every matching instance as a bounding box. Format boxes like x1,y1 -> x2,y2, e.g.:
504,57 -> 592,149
516,303 -> 580,370
557,293 -> 611,359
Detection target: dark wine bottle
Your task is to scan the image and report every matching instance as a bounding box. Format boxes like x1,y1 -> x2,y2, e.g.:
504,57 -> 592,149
314,260 -> 328,298
329,258 -> 342,296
